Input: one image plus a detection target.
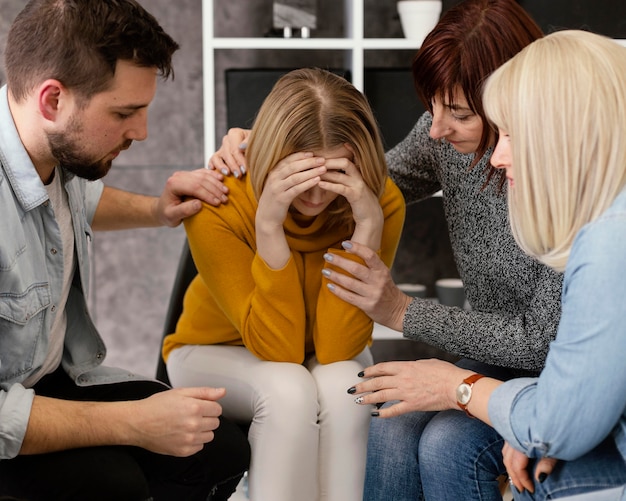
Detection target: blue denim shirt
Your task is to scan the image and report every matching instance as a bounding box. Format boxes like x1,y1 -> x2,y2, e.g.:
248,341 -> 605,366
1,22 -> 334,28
0,85 -> 143,460
489,189 -> 626,478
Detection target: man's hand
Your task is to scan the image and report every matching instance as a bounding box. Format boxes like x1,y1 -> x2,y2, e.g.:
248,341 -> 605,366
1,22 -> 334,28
22,387 -> 226,457
94,169 -> 231,231
155,168 -> 230,227
128,387 -> 226,457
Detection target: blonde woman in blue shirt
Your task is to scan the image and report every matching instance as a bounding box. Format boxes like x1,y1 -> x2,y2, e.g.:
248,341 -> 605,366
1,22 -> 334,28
344,30 -> 626,500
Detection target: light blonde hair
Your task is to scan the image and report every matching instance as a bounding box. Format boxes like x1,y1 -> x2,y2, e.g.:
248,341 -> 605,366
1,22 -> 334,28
483,30 -> 626,271
246,68 -> 388,231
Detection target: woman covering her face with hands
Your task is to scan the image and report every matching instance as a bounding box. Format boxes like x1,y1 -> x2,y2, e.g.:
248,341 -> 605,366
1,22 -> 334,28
162,68 -> 405,501
348,30 -> 626,501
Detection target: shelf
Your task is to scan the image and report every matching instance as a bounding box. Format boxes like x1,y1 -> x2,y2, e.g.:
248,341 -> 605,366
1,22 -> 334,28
210,37 -> 421,51
202,0 -> 423,160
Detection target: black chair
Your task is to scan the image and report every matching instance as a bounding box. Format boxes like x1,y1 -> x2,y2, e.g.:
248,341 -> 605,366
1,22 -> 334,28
155,239 -> 197,386
156,240 -> 253,444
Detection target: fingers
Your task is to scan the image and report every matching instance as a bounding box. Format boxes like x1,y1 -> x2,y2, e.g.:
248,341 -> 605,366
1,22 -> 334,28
266,153 -> 326,197
347,363 -> 402,396
161,199 -> 202,227
177,386 -> 227,402
502,442 -> 534,494
371,401 -> 412,418
208,128 -> 249,177
323,245 -> 375,279
320,156 -> 355,179
159,169 -> 230,226
534,456 -> 558,483
338,240 -> 382,267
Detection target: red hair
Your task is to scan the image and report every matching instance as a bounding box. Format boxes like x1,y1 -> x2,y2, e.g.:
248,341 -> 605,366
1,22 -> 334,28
413,0 -> 543,181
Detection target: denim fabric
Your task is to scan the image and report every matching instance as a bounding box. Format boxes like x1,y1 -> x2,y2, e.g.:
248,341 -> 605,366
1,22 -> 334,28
364,359 -> 514,501
0,85 -> 143,460
489,189 -> 626,501
512,438 -> 626,501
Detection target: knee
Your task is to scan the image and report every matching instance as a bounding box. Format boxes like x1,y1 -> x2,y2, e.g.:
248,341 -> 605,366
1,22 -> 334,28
374,405 -> 432,445
419,410 -> 503,471
254,363 -> 319,429
71,450 -> 150,501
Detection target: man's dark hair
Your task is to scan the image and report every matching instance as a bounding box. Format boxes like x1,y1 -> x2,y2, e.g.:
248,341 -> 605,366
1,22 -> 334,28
5,0 -> 179,102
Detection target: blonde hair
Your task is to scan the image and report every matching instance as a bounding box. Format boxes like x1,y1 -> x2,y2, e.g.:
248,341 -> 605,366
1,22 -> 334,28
246,68 -> 388,231
483,30 -> 626,271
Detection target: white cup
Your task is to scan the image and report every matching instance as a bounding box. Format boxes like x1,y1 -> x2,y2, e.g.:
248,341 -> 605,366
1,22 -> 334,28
397,0 -> 442,44
435,278 -> 466,308
398,283 -> 427,298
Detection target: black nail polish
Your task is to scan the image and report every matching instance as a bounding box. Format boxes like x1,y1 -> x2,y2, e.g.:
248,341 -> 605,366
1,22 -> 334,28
357,371 -> 365,378
371,411 -> 380,417
538,473 -> 547,483
347,386 -> 356,394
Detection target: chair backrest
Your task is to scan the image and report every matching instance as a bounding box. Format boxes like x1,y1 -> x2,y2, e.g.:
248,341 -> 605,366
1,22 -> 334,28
155,239 -> 197,385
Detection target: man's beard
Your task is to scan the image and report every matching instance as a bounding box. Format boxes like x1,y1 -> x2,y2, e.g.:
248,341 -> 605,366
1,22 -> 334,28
47,116 -> 127,181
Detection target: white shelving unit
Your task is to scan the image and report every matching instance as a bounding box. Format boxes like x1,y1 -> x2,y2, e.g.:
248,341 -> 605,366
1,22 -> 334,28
201,0 -> 420,162
202,0 -> 626,163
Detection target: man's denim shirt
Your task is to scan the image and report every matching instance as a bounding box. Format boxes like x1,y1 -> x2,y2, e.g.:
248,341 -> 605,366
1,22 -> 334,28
489,188 -> 626,487
0,85 -> 141,460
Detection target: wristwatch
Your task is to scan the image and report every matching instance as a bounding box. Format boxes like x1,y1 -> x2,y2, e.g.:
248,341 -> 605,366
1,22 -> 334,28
456,373 -> 485,418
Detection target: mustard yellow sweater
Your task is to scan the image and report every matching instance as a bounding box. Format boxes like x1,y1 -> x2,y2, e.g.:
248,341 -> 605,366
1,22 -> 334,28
163,174 -> 405,365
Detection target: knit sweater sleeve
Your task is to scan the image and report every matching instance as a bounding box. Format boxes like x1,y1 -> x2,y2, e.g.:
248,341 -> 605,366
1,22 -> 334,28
402,265 -> 562,373
385,112 -> 442,204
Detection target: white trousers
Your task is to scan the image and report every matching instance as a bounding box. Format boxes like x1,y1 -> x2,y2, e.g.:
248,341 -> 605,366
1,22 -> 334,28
167,344 -> 373,501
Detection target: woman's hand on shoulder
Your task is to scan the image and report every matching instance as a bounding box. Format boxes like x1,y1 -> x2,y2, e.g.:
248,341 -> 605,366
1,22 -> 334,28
323,241 -> 411,330
208,127 -> 250,179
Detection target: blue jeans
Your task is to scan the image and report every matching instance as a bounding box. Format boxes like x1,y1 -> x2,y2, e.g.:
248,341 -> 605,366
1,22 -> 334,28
364,359 -> 515,501
513,437 -> 626,501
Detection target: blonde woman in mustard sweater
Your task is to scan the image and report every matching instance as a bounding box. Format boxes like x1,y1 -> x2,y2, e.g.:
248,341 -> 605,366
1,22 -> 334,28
163,68 -> 405,501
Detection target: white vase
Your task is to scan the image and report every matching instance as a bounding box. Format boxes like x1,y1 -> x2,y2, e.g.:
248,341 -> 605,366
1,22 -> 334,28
397,0 -> 442,44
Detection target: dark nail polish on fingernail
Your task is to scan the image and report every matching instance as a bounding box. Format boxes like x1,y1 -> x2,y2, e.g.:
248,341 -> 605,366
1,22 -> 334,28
371,411 -> 380,417
357,371 -> 365,378
538,473 -> 547,483
347,386 -> 356,394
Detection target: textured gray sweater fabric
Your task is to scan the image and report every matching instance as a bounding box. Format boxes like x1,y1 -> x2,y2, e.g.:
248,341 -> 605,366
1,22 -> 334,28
385,113 -> 563,373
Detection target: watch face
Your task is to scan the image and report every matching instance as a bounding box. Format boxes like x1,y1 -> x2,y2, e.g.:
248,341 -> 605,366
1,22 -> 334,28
456,383 -> 471,405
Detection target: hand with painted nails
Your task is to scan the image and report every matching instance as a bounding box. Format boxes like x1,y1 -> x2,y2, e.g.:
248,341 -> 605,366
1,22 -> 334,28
208,127 -> 250,179
323,240 -> 411,331
502,442 -> 558,494
348,359 -> 475,418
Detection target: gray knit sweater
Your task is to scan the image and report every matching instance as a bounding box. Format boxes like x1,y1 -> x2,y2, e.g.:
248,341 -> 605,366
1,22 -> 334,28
385,113 -> 563,373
